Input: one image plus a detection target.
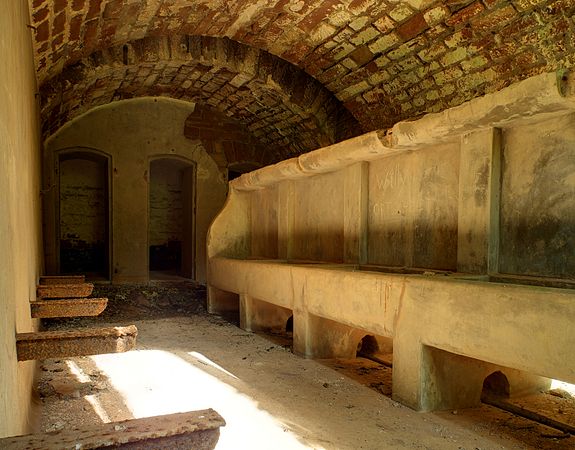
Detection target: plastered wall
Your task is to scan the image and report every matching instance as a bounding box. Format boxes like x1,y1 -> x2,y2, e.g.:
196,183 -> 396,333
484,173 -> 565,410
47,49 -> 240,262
44,98 -> 228,283
0,0 -> 42,438
208,72 -> 575,281
293,171 -> 345,262
237,110 -> 575,280
500,113 -> 575,278
367,144 -> 459,269
244,143 -> 460,271
250,185 -> 279,259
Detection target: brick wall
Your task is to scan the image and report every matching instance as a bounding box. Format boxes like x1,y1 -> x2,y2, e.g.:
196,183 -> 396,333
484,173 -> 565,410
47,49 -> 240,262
59,157 -> 107,273
149,159 -> 184,247
149,159 -> 185,271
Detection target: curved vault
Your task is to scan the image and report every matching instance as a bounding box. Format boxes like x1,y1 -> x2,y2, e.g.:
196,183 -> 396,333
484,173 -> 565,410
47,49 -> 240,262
30,0 -> 575,134
40,35 -> 360,160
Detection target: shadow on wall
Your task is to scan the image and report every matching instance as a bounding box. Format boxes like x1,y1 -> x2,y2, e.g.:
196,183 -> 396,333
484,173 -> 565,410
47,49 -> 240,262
250,227 -> 458,271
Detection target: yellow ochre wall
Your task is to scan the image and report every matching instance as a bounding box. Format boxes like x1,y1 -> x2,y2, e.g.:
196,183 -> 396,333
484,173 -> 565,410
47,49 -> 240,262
0,0 -> 43,438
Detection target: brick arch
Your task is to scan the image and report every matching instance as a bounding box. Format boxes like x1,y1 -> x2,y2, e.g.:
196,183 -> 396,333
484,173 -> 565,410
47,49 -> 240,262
30,0 -> 575,134
40,35 -> 360,160
183,104 -> 274,169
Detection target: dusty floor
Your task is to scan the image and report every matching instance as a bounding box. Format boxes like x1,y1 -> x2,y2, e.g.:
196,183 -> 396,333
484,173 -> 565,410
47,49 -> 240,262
36,283 -> 575,449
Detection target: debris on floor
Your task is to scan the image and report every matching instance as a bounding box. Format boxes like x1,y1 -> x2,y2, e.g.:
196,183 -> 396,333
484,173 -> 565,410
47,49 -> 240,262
36,284 -> 574,450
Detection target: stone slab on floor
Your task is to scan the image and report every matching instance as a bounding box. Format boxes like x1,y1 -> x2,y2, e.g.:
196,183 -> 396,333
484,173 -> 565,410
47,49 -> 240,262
16,325 -> 137,361
0,409 -> 225,449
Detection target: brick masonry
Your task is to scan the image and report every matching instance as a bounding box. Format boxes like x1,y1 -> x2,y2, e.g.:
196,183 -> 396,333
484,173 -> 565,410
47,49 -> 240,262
30,0 -> 575,156
184,104 -> 277,168
40,35 -> 358,160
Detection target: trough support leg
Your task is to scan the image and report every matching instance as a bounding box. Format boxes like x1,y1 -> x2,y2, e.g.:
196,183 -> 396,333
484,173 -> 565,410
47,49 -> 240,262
293,312 -> 362,359
240,295 -> 292,334
207,286 -> 239,315
393,337 -> 551,412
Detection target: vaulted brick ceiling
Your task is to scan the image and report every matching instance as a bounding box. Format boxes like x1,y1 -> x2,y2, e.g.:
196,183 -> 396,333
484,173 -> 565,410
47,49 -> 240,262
30,0 -> 575,159
39,35 -> 359,160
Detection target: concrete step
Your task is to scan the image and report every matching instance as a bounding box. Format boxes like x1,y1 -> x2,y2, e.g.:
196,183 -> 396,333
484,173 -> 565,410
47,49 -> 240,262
16,325 -> 137,361
30,298 -> 108,318
0,409 -> 225,449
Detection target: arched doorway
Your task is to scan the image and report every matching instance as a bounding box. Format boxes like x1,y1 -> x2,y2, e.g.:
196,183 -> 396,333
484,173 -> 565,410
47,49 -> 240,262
149,158 -> 195,279
58,151 -> 110,279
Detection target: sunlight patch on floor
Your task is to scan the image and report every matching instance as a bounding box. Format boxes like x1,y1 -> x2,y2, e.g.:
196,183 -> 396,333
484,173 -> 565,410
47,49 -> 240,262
66,360 -> 91,383
188,351 -> 239,379
91,350 -> 318,449
84,394 -> 111,423
66,360 -> 112,423
551,379 -> 575,396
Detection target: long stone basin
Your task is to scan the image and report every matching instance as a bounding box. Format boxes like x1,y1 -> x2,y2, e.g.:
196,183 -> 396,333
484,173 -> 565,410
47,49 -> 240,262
209,256 -> 575,406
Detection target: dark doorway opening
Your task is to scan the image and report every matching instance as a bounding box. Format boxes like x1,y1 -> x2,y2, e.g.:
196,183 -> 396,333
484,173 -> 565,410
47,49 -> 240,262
286,316 -> 293,334
58,152 -> 110,279
149,158 -> 195,279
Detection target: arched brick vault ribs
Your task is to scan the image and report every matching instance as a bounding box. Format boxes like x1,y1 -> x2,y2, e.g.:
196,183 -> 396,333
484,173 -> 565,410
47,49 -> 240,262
184,104 -> 277,168
40,36 -> 360,160
30,0 -> 575,135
